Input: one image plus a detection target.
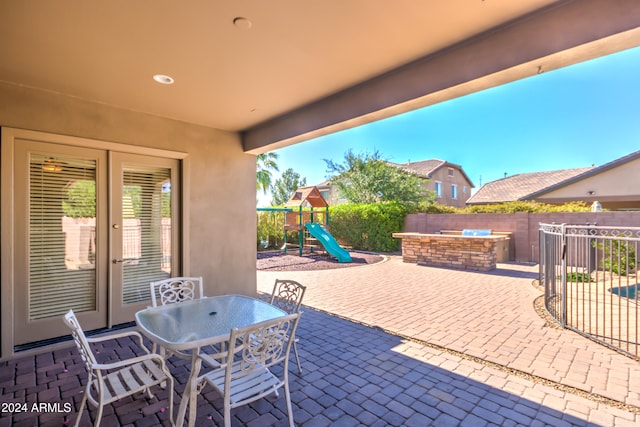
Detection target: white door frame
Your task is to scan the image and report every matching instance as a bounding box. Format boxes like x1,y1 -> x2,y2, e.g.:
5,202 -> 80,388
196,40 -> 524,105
1,127 -> 188,359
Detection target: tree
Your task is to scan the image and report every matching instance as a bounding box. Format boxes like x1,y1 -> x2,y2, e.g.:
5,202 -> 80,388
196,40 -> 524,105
324,149 -> 432,205
62,180 -> 96,218
270,168 -> 307,206
256,153 -> 279,194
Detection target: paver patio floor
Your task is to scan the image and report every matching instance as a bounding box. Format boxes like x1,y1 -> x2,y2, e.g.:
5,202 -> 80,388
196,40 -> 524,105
258,255 -> 640,424
1,255 -> 639,426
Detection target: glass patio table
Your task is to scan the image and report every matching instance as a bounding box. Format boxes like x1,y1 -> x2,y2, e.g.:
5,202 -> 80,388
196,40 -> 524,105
135,294 -> 287,427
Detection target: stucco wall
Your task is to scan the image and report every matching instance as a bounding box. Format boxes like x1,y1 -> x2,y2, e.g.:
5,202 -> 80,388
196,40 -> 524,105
404,211 -> 640,263
0,82 -> 256,297
428,167 -> 472,208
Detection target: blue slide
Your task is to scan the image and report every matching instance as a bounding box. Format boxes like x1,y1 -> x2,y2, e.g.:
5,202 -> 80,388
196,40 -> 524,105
305,223 -> 352,263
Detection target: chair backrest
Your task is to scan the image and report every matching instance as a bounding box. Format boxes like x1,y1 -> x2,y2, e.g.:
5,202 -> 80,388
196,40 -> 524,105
150,276 -> 204,307
62,310 -> 97,373
269,279 -> 306,314
228,312 -> 301,375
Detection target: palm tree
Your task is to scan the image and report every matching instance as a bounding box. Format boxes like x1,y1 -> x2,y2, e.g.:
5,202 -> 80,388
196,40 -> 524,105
256,153 -> 279,194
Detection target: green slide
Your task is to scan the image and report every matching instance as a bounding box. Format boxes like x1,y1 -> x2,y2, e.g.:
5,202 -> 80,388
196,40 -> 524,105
305,223 -> 352,263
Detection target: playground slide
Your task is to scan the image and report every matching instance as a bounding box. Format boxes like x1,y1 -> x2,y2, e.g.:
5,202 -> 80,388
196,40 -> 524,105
305,223 -> 352,263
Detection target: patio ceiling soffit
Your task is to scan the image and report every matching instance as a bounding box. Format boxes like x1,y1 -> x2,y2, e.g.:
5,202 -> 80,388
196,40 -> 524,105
242,0 -> 640,154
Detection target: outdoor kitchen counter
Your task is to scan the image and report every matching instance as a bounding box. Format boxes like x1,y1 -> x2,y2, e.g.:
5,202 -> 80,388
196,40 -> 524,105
392,232 -> 508,271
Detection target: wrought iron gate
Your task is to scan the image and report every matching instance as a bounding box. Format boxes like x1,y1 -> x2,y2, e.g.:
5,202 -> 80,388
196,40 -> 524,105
539,223 -> 640,359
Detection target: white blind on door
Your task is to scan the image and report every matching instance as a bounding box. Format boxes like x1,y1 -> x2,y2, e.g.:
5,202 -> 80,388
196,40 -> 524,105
121,165 -> 172,304
29,154 -> 97,320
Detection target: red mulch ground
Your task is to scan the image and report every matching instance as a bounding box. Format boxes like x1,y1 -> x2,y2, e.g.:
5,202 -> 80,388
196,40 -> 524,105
256,250 -> 385,271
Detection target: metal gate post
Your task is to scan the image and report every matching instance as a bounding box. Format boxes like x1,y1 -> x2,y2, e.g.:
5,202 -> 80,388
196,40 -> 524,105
561,223 -> 567,328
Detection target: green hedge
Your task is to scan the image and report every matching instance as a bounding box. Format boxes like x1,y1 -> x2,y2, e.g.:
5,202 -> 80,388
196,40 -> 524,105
328,202 -> 408,252
258,201 -> 592,253
462,201 -> 591,213
412,201 -> 593,214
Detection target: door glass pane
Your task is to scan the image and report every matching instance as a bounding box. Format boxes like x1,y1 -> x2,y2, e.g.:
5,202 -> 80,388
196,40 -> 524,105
29,154 -> 97,319
122,165 -> 172,304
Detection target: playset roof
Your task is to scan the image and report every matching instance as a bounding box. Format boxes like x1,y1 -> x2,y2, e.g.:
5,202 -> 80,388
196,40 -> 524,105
284,186 -> 328,208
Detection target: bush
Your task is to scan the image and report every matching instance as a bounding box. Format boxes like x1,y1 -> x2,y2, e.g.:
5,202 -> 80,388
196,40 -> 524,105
256,210 -> 285,250
561,272 -> 594,282
328,202 -> 408,252
593,239 -> 637,276
411,201 -> 592,215
418,202 -> 459,214
461,201 -> 592,214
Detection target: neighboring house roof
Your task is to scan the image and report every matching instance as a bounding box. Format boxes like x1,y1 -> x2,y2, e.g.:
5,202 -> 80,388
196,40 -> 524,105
466,168 -> 592,204
389,159 -> 475,187
389,159 -> 444,177
526,149 -> 640,199
318,159 -> 474,187
468,149 -> 640,205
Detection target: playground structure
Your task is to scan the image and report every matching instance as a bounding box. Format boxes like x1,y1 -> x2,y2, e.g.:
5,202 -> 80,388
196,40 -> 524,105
258,186 -> 351,263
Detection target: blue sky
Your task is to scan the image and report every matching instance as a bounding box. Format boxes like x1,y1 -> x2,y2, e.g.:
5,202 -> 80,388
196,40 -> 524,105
258,46 -> 640,205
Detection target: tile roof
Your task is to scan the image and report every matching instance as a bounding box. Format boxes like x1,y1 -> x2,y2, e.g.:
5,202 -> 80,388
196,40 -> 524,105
466,168 -> 593,204
389,159 -> 474,186
527,149 -> 640,199
316,158 -> 474,187
389,159 -> 446,177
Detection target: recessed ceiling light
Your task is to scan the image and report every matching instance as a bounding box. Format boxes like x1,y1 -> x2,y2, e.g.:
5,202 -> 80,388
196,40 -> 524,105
233,17 -> 252,30
153,74 -> 175,85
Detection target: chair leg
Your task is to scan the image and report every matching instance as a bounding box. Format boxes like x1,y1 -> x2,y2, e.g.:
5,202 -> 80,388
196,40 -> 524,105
153,347 -> 171,389
293,340 -> 302,374
94,402 -> 104,427
167,376 -> 175,427
145,386 -> 155,399
284,382 -> 294,427
73,385 -> 89,427
224,405 -> 231,427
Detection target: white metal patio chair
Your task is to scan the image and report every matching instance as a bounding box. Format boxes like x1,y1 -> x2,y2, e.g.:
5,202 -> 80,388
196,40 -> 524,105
195,312 -> 301,427
150,276 -> 204,307
63,309 -> 174,427
269,278 -> 306,373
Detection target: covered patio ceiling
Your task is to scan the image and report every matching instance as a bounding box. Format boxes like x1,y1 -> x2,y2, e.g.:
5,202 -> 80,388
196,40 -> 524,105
1,0 -> 639,153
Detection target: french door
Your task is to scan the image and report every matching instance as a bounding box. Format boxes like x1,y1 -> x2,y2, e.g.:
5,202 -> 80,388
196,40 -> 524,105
13,141 -> 179,344
110,152 -> 179,324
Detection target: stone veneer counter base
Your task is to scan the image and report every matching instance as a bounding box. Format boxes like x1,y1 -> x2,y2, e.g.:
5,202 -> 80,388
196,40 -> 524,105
393,232 -> 507,271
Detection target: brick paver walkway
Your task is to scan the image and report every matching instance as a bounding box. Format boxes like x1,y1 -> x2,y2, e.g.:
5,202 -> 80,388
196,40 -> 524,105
258,255 -> 640,425
1,255 -> 639,426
